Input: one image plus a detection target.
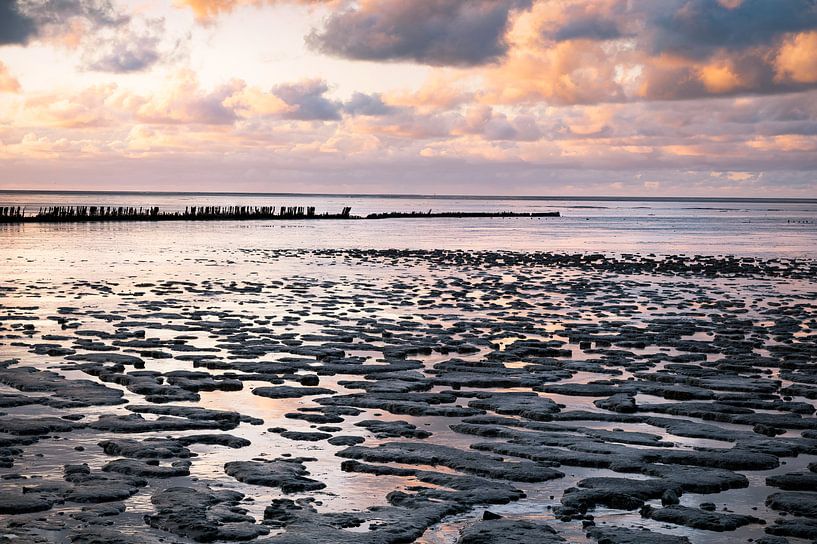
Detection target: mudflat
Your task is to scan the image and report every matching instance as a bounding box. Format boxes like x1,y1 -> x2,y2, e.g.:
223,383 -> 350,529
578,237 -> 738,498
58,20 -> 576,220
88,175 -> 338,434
0,249 -> 815,544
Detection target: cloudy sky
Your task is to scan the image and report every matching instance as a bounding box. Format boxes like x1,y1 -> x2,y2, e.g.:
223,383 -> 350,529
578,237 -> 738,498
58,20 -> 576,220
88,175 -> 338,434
1,0 -> 816,196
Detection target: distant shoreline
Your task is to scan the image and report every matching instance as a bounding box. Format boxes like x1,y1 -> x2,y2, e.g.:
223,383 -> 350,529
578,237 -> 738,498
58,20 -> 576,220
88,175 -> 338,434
0,189 -> 815,204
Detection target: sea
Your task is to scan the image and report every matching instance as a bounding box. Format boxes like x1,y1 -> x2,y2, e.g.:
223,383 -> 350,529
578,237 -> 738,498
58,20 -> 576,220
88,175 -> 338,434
1,193 -> 816,544
1,191 -> 815,260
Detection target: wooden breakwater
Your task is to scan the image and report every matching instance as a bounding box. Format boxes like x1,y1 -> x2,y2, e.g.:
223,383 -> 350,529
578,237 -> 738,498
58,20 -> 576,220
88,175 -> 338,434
0,207 -> 24,221
365,211 -> 560,219
0,205 -> 559,224
0,205 -> 353,223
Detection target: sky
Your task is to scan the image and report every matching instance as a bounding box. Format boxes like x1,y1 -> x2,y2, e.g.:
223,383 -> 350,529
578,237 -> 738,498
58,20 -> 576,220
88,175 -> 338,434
0,0 -> 816,196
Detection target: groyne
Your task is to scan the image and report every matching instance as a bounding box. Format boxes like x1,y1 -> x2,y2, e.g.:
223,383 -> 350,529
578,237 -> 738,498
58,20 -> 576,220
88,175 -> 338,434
0,205 -> 353,223
365,211 -> 560,219
0,205 -> 559,223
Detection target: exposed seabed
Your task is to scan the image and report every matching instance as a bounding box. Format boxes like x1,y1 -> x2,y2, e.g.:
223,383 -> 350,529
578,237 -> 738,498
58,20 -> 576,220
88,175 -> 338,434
0,249 -> 815,544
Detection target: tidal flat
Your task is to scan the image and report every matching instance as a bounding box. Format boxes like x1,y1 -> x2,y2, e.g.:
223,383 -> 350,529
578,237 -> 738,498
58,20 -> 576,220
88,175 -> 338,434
1,248 -> 816,544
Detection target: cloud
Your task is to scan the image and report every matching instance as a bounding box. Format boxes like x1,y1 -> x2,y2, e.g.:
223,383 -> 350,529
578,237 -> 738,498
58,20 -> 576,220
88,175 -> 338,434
710,170 -> 756,182
271,79 -> 342,121
223,86 -> 289,117
21,83 -> 124,128
7,0 -> 129,46
535,1 -> 817,57
17,0 -> 128,27
647,0 -> 817,59
0,61 -> 21,92
635,46 -> 817,100
0,1 -> 37,45
12,72 -> 395,134
235,84 -> 400,122
478,0 -> 817,105
482,38 -> 627,105
554,15 -> 621,42
175,0 -> 252,21
0,1 -> 188,74
343,92 -> 395,116
775,31 -> 817,84
176,0 -> 335,23
307,0 -> 532,66
456,105 -> 541,141
2,0 -> 816,196
539,1 -> 629,42
347,108 -> 458,140
136,70 -> 242,125
385,71 -> 475,112
5,80 -> 817,196
80,18 -> 168,73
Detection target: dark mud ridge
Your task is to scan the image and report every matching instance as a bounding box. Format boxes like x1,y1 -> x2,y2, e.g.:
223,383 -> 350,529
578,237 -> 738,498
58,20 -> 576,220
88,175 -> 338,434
0,249 -> 815,543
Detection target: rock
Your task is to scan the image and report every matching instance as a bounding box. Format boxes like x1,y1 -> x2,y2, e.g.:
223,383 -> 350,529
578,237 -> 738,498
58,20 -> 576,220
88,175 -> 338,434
337,442 -> 564,482
458,520 -> 565,543
98,438 -> 192,459
766,492 -> 817,518
102,459 -> 191,478
0,491 -> 53,514
70,501 -> 126,523
252,386 -> 334,399
468,392 -> 561,420
640,504 -> 764,531
586,526 -> 691,543
224,459 -> 325,493
317,393 -> 483,417
562,478 -> 670,512
278,431 -> 331,442
179,433 -> 252,449
145,487 -> 269,542
594,394 -> 637,414
0,364 -> 125,407
0,416 -> 81,435
91,414 -> 236,433
259,497 -> 458,543
661,489 -> 679,506
61,464 -> 146,504
765,519 -> 817,539
69,528 -> 145,544
66,352 -> 146,366
754,537 -> 790,544
754,424 -> 786,436
641,465 -> 749,494
299,375 -> 320,386
127,405 -> 260,425
328,436 -> 364,446
766,472 -> 817,491
285,411 -> 344,424
341,459 -> 525,506
354,419 -> 432,439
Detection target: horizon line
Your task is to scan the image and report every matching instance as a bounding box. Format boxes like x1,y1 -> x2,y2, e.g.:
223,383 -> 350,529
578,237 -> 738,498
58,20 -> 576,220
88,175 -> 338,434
1,189 -> 816,204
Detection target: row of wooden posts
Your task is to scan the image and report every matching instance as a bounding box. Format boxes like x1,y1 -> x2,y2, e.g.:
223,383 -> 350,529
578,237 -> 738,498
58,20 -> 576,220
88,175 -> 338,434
0,207 -> 25,219
0,205 -> 355,222
0,205 -> 559,223
32,206 -> 161,219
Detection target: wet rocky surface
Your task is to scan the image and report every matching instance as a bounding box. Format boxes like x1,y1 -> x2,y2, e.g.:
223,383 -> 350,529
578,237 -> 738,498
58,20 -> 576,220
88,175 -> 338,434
0,249 -> 815,543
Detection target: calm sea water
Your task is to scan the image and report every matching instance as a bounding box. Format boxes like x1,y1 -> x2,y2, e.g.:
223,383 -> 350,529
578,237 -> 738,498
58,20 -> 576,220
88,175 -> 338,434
1,191 -> 816,260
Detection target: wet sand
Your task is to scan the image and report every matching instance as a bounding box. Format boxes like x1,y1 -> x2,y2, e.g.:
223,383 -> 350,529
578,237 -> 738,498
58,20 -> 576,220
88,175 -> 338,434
1,249 -> 816,544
